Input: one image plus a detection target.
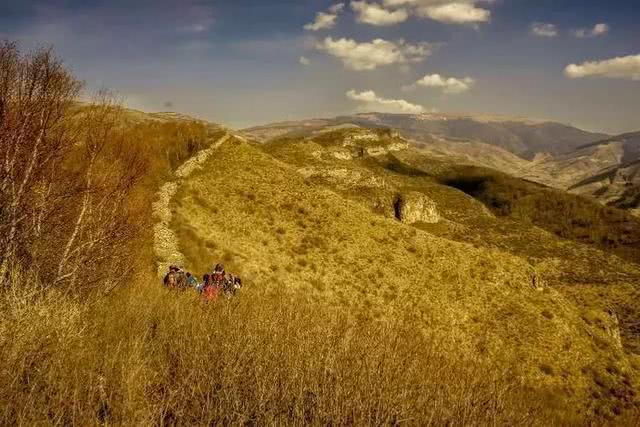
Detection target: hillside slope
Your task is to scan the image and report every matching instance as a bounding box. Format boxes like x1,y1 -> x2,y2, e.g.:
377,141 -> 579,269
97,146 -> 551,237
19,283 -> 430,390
565,132 -> 640,213
161,128 -> 640,419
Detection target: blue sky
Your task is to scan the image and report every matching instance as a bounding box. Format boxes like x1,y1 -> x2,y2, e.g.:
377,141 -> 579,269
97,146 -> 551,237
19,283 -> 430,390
1,0 -> 638,133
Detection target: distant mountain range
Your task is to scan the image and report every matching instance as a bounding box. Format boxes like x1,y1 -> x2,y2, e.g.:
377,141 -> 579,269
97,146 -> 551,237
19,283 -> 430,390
243,113 -> 640,215
243,112 -> 608,159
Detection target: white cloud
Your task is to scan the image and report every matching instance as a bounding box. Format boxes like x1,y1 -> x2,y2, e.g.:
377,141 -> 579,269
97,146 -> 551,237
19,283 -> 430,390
304,3 -> 345,31
351,1 -> 409,26
572,23 -> 609,38
531,22 -> 558,37
380,0 -> 492,25
592,23 -> 609,36
416,2 -> 490,24
407,73 -> 475,94
565,54 -> 640,81
299,56 -> 311,66
346,89 -> 425,113
317,37 -> 432,71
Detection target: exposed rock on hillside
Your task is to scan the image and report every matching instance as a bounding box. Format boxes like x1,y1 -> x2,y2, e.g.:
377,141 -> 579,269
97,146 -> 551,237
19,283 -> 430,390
394,192 -> 440,224
297,167 -> 389,190
314,129 -> 410,159
605,310 -> 624,350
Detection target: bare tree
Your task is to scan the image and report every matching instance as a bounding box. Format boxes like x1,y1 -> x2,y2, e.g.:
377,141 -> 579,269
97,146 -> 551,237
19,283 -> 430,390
0,42 -> 81,284
0,42 -> 146,293
53,93 -> 146,289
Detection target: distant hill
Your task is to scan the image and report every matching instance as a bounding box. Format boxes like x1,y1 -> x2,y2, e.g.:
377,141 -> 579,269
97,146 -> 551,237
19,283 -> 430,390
563,132 -> 640,214
243,112 -> 607,160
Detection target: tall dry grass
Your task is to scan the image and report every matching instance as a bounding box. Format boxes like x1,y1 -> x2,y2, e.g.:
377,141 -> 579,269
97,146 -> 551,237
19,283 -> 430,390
0,275 -> 576,425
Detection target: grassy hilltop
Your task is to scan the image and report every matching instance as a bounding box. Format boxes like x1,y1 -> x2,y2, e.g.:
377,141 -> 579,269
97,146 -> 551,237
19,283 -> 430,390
169,127 -> 640,421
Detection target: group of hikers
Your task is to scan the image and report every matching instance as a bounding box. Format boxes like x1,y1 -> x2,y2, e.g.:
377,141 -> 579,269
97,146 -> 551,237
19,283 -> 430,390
162,263 -> 242,300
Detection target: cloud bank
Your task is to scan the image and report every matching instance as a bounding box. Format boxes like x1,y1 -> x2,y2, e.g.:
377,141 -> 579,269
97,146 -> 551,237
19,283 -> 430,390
317,37 -> 432,71
565,54 -> 640,81
304,3 -> 345,31
407,73 -> 475,94
351,1 -> 409,26
381,0 -> 492,25
347,89 -> 425,113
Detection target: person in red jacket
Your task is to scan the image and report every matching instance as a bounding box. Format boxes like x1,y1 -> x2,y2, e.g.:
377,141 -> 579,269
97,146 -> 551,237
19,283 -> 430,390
201,271 -> 220,301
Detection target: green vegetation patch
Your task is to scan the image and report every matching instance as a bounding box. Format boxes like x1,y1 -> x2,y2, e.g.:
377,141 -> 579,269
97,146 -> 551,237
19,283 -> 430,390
440,166 -> 640,264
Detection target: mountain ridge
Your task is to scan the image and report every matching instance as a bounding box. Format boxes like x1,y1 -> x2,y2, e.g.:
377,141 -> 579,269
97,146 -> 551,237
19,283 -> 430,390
242,113 -> 640,216
242,112 -> 609,160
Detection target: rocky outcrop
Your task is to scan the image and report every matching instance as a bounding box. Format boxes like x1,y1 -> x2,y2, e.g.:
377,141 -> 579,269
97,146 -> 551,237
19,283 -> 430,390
332,150 -> 354,160
366,141 -> 409,157
394,192 -> 440,224
344,131 -> 379,144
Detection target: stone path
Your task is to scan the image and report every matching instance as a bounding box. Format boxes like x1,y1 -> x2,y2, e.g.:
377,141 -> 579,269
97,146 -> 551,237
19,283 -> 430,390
152,134 -> 231,277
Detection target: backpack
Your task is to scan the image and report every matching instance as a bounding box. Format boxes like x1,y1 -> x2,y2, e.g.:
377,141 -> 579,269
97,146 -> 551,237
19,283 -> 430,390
176,271 -> 187,289
164,272 -> 177,288
187,275 -> 198,288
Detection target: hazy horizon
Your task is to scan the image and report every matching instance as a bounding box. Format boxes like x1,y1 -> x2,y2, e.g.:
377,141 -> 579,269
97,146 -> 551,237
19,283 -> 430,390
2,0 -> 638,134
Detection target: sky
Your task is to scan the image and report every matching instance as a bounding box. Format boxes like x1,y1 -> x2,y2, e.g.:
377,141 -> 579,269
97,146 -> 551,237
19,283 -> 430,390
1,0 -> 638,133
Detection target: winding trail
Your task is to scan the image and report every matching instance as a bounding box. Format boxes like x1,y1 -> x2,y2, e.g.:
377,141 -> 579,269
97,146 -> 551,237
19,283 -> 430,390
153,133 -> 231,277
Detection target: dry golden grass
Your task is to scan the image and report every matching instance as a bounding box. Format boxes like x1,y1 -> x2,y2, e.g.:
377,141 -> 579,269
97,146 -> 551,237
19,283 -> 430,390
0,276 -> 590,425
